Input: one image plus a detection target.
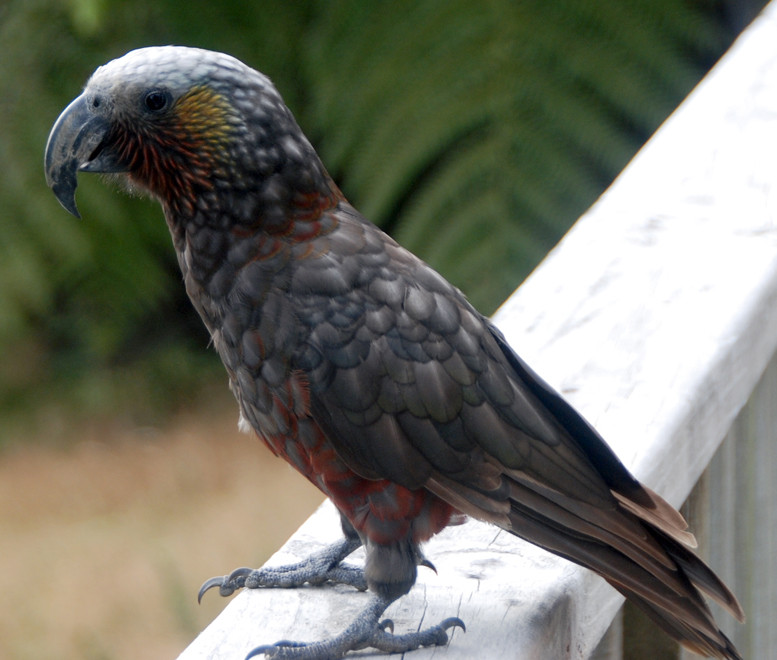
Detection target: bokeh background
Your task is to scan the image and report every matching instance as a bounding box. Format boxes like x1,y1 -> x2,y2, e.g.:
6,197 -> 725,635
0,1 -> 767,658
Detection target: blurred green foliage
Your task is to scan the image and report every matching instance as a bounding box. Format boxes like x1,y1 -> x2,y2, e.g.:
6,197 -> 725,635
0,0 -> 765,429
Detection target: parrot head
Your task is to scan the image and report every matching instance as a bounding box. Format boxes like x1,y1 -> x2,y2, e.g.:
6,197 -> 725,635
45,46 -> 330,221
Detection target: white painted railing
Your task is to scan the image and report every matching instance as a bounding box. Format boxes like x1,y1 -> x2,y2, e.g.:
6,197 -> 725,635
180,3 -> 777,658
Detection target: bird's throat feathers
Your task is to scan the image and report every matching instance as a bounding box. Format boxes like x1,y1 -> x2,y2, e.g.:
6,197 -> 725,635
112,85 -> 238,215
115,84 -> 343,239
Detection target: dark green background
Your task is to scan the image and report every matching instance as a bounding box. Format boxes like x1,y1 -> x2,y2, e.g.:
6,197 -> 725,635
0,0 -> 765,432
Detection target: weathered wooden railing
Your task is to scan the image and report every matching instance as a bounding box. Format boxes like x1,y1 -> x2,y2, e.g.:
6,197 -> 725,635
180,4 -> 777,658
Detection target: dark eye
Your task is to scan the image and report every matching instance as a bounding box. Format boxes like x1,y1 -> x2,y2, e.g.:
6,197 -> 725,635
144,90 -> 169,112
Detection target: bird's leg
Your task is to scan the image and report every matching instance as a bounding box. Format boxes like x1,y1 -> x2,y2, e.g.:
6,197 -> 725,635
245,591 -> 464,659
198,536 -> 366,602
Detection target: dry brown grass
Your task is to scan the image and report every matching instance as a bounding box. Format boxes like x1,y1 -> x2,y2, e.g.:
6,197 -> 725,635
0,393 -> 324,660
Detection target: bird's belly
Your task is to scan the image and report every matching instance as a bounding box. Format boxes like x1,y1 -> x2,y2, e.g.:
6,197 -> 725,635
254,414 -> 457,547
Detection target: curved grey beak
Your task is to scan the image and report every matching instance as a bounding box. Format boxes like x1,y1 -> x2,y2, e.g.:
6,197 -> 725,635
44,93 -> 123,218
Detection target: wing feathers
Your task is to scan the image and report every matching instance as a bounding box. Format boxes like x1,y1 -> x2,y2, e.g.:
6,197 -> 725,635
612,487 -> 697,548
503,500 -> 741,659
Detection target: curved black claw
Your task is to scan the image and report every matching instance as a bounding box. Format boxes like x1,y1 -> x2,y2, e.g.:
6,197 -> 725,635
378,618 -> 394,633
198,567 -> 253,603
227,566 -> 256,584
197,576 -> 223,603
439,617 -> 466,633
246,644 -> 271,659
419,557 -> 438,574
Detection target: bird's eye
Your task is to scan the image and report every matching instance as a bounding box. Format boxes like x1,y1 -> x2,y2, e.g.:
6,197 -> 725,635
144,90 -> 169,113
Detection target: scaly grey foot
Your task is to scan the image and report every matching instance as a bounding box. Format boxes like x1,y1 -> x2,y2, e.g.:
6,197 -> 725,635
246,593 -> 465,659
198,537 -> 366,602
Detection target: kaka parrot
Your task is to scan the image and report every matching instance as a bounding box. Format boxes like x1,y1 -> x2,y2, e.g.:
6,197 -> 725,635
45,47 -> 743,659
